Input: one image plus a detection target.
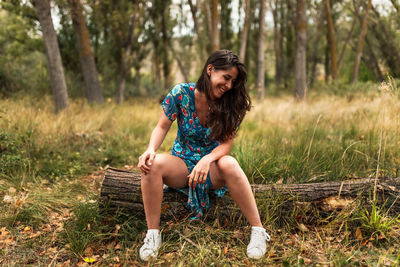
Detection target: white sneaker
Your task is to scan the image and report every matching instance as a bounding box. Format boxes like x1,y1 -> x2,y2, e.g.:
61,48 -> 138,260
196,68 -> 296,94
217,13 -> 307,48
247,226 -> 271,259
139,229 -> 162,261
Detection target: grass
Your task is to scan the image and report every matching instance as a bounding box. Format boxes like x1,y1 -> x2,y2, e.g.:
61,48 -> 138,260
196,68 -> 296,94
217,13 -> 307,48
0,81 -> 400,265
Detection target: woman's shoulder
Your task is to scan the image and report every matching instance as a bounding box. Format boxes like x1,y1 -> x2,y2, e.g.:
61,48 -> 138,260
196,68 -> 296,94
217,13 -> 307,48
170,83 -> 196,96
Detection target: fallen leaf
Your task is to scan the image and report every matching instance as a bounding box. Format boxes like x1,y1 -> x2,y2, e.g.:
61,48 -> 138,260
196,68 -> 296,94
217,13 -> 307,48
232,230 -> 244,240
184,227 -> 191,236
361,239 -> 368,246
84,246 -> 93,256
355,227 -> 363,240
298,223 -> 309,232
83,257 -> 96,263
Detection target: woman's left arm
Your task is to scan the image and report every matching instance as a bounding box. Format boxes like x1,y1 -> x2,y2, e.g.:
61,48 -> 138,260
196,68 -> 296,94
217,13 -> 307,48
188,138 -> 234,189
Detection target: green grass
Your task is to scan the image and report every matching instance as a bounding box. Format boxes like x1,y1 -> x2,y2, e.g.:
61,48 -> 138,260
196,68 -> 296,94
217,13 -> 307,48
0,81 -> 400,265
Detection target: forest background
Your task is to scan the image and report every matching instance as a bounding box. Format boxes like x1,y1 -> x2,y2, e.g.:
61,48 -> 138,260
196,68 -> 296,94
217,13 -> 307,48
1,0 -> 400,265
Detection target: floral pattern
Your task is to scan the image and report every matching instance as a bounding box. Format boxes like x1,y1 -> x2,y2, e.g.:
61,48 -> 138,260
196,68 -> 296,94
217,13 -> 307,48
161,83 -> 228,219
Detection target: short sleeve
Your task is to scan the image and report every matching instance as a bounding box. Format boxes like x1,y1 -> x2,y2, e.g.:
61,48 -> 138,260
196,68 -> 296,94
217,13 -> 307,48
161,84 -> 182,121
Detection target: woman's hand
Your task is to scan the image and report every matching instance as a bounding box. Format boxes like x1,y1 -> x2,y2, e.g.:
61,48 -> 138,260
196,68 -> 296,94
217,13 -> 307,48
188,155 -> 212,189
137,150 -> 156,175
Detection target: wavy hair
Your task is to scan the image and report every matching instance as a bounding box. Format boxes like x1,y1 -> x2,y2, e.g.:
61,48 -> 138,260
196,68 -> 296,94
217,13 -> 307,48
196,50 -> 251,142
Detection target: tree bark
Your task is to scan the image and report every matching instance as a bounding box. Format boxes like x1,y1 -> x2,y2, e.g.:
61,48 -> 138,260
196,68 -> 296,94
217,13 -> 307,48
308,3 -> 325,89
117,7 -> 138,104
239,0 -> 251,62
33,0 -> 69,114
161,3 -> 172,90
325,0 -> 338,80
365,36 -> 384,81
284,0 -> 295,88
294,0 -> 307,100
68,0 -> 104,104
210,0 -> 220,52
352,0 -> 372,84
337,18 -> 356,70
370,4 -> 400,77
257,0 -> 267,100
188,0 -> 207,59
100,168 -> 400,219
271,0 -> 282,87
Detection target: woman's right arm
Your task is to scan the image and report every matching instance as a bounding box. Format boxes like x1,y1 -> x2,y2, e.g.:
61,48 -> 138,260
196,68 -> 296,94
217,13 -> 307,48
137,112 -> 173,174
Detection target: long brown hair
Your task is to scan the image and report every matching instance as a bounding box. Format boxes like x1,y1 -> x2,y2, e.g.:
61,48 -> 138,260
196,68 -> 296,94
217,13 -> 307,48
196,50 -> 251,142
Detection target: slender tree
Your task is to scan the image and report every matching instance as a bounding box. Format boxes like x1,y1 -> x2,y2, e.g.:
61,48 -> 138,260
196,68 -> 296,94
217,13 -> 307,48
33,0 -> 69,113
271,0 -> 282,87
116,2 -> 141,104
284,0 -> 295,87
211,0 -> 220,51
370,4 -> 400,77
68,0 -> 104,104
188,0 -> 207,59
294,0 -> 307,100
352,0 -> 372,83
325,0 -> 338,80
257,0 -> 267,100
239,0 -> 251,62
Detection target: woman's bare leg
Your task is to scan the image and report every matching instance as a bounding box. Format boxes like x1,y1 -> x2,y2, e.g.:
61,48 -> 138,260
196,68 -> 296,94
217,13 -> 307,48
141,154 -> 189,229
209,155 -> 262,227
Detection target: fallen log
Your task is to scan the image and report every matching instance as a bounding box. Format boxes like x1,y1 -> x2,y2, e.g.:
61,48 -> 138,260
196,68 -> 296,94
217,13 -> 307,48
99,168 -> 400,221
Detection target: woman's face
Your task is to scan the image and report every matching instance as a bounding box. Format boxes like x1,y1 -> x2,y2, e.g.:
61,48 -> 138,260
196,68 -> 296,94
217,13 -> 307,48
207,64 -> 238,100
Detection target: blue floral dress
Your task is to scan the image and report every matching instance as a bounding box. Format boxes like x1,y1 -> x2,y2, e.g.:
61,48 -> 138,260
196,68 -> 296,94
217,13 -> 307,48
161,83 -> 228,219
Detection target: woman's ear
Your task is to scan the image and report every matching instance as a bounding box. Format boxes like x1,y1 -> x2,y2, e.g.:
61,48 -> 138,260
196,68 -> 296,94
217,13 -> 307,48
206,64 -> 213,76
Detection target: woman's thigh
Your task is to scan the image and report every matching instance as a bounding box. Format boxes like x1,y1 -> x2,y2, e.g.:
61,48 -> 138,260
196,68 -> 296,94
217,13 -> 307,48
209,155 -> 247,189
152,153 -> 189,188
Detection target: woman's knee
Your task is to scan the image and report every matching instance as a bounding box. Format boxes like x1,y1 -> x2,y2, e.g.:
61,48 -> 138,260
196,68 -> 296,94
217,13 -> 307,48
216,155 -> 240,174
141,154 -> 167,181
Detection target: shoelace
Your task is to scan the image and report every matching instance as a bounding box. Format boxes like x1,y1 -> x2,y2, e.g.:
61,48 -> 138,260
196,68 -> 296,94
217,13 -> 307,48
143,234 -> 155,248
250,229 -> 271,244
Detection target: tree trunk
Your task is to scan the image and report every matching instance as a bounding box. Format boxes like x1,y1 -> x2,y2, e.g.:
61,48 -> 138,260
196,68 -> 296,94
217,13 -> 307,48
161,3 -> 171,90
210,0 -> 220,52
188,0 -> 207,60
271,0 -> 282,87
308,3 -> 325,89
325,0 -> 338,80
116,5 -> 139,104
294,0 -> 307,100
284,0 -> 295,88
337,18 -> 356,70
171,45 -> 189,82
68,0 -> 104,104
239,0 -> 251,62
370,4 -> 400,77
33,0 -> 69,114
365,36 -> 384,81
257,0 -> 267,100
100,168 -> 400,219
352,0 -> 372,84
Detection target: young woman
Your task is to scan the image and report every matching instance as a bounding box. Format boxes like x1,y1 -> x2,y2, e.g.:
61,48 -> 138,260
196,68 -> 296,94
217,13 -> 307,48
137,50 -> 270,261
